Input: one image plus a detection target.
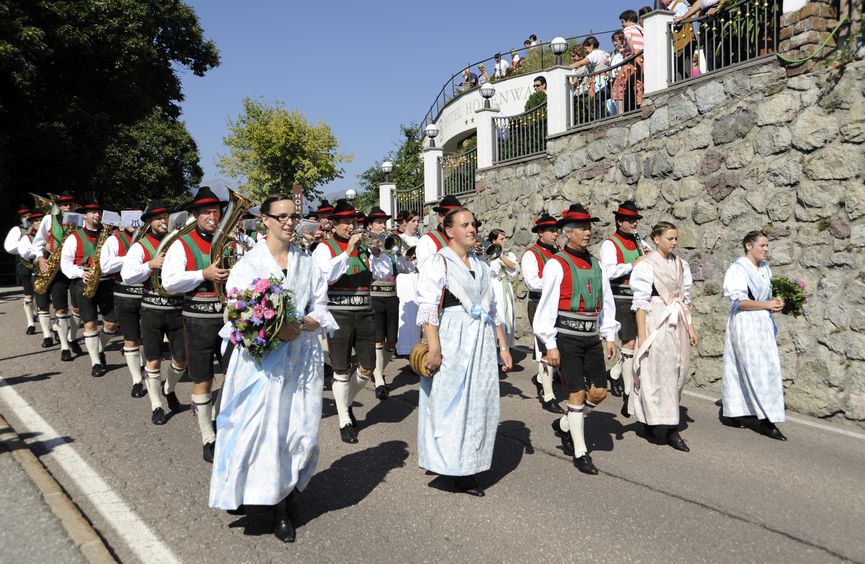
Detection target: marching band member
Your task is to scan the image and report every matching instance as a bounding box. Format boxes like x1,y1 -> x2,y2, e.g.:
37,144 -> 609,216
17,211 -> 50,342
414,195 -> 462,268
487,229 -> 519,350
416,207 -> 512,496
630,221 -> 698,452
101,211 -> 146,397
4,205 -> 36,334
121,201 -> 188,425
520,212 -> 563,413
599,201 -> 651,416
209,194 -> 336,543
60,199 -> 118,377
29,191 -> 83,357
395,211 -> 421,356
534,204 -> 618,475
311,199 -> 375,444
162,187 -> 229,462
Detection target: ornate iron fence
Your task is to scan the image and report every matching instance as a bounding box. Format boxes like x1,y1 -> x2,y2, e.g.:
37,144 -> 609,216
668,0 -> 781,85
567,50 -> 643,129
440,147 -> 477,196
392,184 -> 425,225
494,102 -> 548,163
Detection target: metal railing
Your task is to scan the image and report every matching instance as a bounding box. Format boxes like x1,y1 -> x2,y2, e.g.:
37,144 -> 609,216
494,102 -> 548,163
669,0 -> 781,85
568,50 -> 643,129
440,147 -> 477,196
392,184 -> 425,224
419,30 -> 619,138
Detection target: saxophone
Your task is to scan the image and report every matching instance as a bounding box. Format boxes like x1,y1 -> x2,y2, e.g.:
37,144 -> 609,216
20,193 -> 56,272
33,223 -> 75,295
82,225 -> 111,298
211,188 -> 253,302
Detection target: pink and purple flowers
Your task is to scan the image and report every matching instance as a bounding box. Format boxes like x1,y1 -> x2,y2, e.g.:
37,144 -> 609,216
225,276 -> 298,361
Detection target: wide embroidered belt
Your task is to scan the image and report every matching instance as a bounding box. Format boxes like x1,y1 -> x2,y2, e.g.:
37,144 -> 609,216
370,281 -> 397,298
142,291 -> 183,311
182,295 -> 224,318
328,288 -> 371,311
555,310 -> 600,337
114,283 -> 144,300
528,290 -> 542,301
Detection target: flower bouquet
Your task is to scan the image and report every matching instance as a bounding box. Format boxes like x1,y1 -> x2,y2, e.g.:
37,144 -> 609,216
770,276 -> 807,316
224,276 -> 299,362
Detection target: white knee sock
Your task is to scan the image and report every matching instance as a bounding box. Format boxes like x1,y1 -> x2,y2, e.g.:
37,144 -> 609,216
567,404 -> 587,457
56,315 -> 70,351
609,353 -> 623,381
348,370 -> 369,402
191,393 -> 215,445
540,362 -> 555,402
83,331 -> 101,366
69,313 -> 80,341
559,414 -> 570,433
621,349 -> 635,396
99,329 -> 115,353
23,300 -> 34,327
332,373 -> 352,428
124,347 -> 143,385
373,348 -> 393,387
145,369 -> 164,411
164,364 -> 184,395
38,312 -> 52,339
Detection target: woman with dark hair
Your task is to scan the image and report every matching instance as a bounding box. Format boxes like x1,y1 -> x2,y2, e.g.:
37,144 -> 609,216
630,221 -> 698,452
720,230 -> 787,440
487,229 -> 519,349
209,194 -> 337,542
416,208 -> 512,496
396,210 -> 422,356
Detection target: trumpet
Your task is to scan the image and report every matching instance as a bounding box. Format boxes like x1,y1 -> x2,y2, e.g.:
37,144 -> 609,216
484,243 -> 503,261
349,229 -> 406,256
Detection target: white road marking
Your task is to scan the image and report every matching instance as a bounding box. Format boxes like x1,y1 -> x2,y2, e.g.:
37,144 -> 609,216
682,389 -> 865,441
0,378 -> 181,564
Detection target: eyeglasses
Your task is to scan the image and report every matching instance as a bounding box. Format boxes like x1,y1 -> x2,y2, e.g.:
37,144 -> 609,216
533,84 -> 542,88
263,213 -> 300,224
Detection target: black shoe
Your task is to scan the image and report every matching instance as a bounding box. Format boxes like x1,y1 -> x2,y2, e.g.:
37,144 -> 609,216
339,424 -> 358,444
91,364 -> 107,377
531,375 -> 544,399
99,352 -> 107,366
640,423 -> 656,438
273,515 -> 296,543
573,454 -> 599,475
69,341 -> 83,356
348,407 -> 358,429
540,398 -> 565,414
151,407 -> 167,425
60,349 -> 73,362
758,420 -> 787,441
551,419 -> 574,456
620,393 -> 631,418
164,390 -> 182,412
454,475 -> 485,497
719,414 -> 745,428
608,372 -> 623,397
130,382 -> 146,398
374,384 -> 390,400
203,441 -> 215,463
26,325 -> 36,335
42,337 -> 54,348
666,431 -> 690,452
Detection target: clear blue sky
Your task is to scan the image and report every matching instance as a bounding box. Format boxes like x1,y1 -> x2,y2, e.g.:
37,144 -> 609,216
180,0 -> 642,202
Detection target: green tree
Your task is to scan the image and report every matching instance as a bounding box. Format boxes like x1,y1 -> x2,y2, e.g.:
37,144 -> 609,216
217,97 -> 352,202
355,124 -> 423,212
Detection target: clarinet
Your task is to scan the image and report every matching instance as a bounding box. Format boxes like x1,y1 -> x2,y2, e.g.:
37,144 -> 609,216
634,232 -> 646,256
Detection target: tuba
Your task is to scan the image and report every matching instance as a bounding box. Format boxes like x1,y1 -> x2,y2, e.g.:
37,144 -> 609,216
211,188 -> 253,302
82,225 -> 111,298
149,211 -> 196,296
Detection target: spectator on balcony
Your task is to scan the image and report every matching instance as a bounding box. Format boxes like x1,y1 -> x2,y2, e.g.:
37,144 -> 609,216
478,64 -> 490,85
511,49 -> 521,71
619,10 -> 645,112
691,51 -> 702,77
493,53 -> 510,80
525,76 -> 547,112
570,39 -> 611,124
524,39 -> 531,50
459,67 -> 478,91
662,0 -> 695,80
529,34 -> 538,48
638,5 -> 652,23
533,75 -> 547,93
609,30 -> 627,116
674,0 -> 722,72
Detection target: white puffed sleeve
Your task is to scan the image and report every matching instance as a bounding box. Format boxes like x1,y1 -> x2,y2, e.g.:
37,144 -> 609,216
161,240 -> 203,294
533,259 -> 564,350
60,236 -> 84,280
723,262 -> 750,312
681,258 -> 693,305
599,274 -> 620,341
369,253 -> 395,280
599,239 -> 632,281
414,234 -> 438,270
29,215 -> 53,257
305,260 -> 338,336
99,235 -> 123,275
491,251 -> 519,278
17,234 -> 34,259
630,260 -> 654,312
4,227 -> 21,254
121,242 -> 151,285
311,243 -> 351,284
520,250 -> 543,292
416,254 -> 446,327
486,267 -> 501,327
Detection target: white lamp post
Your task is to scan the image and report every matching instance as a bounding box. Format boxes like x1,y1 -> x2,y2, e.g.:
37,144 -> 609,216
550,36 -> 568,66
480,82 -> 496,109
425,123 -> 439,148
345,189 -> 357,203
381,160 -> 393,182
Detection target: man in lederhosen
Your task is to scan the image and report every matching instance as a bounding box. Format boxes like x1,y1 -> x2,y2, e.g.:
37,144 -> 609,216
520,212 -> 564,414
4,205 -> 37,334
599,201 -> 651,417
311,199 -> 375,444
101,210 -> 146,396
29,191 -> 84,357
413,194 -> 462,268
162,187 -> 228,461
122,201 -> 188,426
533,203 -> 619,475
60,199 -> 118,377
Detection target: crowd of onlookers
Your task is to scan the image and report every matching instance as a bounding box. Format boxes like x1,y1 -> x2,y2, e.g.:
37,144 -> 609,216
459,34 -> 541,91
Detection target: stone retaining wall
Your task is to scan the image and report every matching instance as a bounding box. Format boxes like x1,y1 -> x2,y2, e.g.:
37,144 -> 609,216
464,57 -> 865,423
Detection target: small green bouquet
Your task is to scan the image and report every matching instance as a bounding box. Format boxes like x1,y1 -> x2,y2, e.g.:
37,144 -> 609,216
770,276 -> 807,316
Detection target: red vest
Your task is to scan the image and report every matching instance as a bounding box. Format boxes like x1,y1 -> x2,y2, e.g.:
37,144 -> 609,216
551,252 -> 603,313
525,242 -> 557,277
178,230 -> 214,298
71,229 -> 99,268
112,230 -> 134,281
606,232 -> 640,264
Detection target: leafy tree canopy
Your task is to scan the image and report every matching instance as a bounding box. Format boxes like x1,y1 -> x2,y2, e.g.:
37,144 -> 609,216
217,97 -> 352,203
355,124 -> 423,212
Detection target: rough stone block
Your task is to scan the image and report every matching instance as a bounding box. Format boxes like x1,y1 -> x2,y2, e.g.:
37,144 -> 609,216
648,106 -> 671,135
635,178 -> 661,209
700,149 -> 725,176
756,92 -> 800,125
712,107 -> 756,145
766,191 -> 795,222
791,107 -> 839,151
755,125 -> 793,156
644,152 -> 672,179
586,139 -> 610,162
669,94 -> 699,123
725,141 -> 755,169
554,154 -> 572,179
629,120 -> 650,145
684,121 -> 712,150
767,159 -> 801,186
678,178 -> 704,201
692,197 -> 720,224
840,105 -> 865,143
804,146 -> 861,180
719,195 -> 749,225
705,172 -> 740,202
672,154 -> 700,180
694,82 -> 726,114
606,127 -> 629,153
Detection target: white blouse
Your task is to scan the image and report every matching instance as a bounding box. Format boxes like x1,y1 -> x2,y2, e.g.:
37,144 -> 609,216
161,239 -> 205,294
120,242 -> 152,285
520,248 -> 544,292
415,254 -> 501,328
4,225 -> 22,255
723,260 -> 770,304
99,232 -> 130,276
490,251 -> 519,278
630,254 -> 693,312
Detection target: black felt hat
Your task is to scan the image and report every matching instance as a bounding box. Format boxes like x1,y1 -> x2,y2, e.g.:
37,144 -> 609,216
556,203 -> 600,228
531,211 -> 558,233
613,200 -> 643,220
432,194 -> 462,213
57,191 -> 77,205
184,186 -> 226,211
76,198 -> 102,213
366,206 -> 392,221
316,199 -> 335,215
328,198 -> 357,221
16,205 -> 32,216
141,200 -> 170,222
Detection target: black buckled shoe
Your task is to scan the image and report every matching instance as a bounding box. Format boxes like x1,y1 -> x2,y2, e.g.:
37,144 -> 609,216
60,349 -> 73,362
454,475 -> 485,497
348,407 -> 358,429
42,337 -> 55,348
541,398 -> 565,414
374,384 -> 390,400
130,382 -> 146,398
531,375 -> 544,399
758,420 -> 787,441
91,364 -> 107,377
99,352 -> 107,366
666,431 -> 690,452
69,341 -> 83,356
164,390 -> 182,412
151,407 -> 167,425
573,454 -> 599,475
551,419 -> 575,456
339,424 -> 358,444
203,441 -> 215,463
719,414 -> 745,428
608,373 -> 623,397
26,326 -> 36,335
620,393 -> 631,418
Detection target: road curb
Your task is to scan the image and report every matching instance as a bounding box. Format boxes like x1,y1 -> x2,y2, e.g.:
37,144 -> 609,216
0,413 -> 117,564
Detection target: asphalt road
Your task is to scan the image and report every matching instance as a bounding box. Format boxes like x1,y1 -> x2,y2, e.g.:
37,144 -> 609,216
0,289 -> 864,564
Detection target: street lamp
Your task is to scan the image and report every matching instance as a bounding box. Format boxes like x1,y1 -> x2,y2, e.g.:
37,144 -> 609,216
345,189 -> 357,203
425,123 -> 439,148
381,160 -> 393,182
550,36 -> 568,66
480,83 -> 495,109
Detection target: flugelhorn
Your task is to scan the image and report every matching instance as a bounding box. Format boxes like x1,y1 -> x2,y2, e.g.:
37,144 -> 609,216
349,228 -> 405,256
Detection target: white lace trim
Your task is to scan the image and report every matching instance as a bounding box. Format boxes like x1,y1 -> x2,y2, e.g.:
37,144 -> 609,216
417,307 -> 440,327
631,299 -> 652,312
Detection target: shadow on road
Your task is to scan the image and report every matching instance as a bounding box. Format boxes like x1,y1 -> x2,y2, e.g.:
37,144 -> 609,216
0,428 -> 75,456
485,419 -> 534,489
363,388 -> 418,427
0,372 -> 60,386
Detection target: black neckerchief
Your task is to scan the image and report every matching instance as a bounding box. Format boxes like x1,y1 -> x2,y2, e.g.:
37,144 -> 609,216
615,229 -> 636,241
564,245 -> 592,261
536,240 -> 557,252
83,227 -> 99,238
334,232 -> 349,243
195,226 -> 214,242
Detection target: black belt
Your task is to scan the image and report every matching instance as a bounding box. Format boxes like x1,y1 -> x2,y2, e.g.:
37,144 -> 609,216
182,296 -> 225,318
555,310 -> 600,337
328,288 -> 371,311
528,290 -> 542,301
610,283 -> 634,298
142,291 -> 183,310
371,281 -> 397,298
114,283 -> 144,299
